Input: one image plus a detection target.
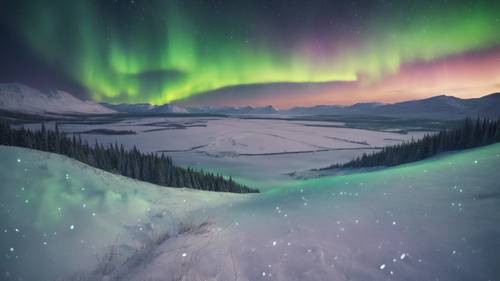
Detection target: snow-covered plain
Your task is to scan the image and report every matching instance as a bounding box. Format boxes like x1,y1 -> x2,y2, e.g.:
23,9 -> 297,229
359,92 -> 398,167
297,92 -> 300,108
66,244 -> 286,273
24,117 -> 428,189
1,143 -> 500,281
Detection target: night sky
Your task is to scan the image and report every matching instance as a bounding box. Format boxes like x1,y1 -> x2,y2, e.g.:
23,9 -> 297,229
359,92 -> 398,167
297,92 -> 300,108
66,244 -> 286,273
0,0 -> 499,107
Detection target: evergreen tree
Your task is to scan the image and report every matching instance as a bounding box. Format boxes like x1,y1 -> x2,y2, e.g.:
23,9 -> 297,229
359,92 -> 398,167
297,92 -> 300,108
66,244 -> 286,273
326,118 -> 500,169
0,119 -> 258,193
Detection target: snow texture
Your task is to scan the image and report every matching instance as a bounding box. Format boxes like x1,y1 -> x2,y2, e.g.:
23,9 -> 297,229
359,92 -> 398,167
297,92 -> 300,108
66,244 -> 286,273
1,143 -> 500,280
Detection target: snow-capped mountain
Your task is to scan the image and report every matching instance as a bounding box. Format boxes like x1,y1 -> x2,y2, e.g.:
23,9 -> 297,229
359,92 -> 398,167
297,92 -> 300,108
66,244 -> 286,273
281,94 -> 500,119
100,102 -> 156,114
283,105 -> 345,115
282,103 -> 383,115
186,105 -> 278,115
368,94 -> 500,119
0,83 -> 115,115
105,93 -> 500,119
149,103 -> 188,114
102,102 -> 188,114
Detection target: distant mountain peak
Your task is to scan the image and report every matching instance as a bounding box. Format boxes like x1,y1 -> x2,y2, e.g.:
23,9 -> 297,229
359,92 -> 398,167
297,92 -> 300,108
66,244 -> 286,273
0,83 -> 115,115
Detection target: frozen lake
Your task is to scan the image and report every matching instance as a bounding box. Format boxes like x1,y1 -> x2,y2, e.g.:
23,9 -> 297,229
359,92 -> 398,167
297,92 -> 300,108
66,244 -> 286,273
24,116 -> 430,189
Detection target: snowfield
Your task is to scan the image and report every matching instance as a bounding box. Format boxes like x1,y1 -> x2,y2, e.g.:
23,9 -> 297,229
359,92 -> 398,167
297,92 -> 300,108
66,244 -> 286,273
1,143 -> 500,281
23,117 -> 429,189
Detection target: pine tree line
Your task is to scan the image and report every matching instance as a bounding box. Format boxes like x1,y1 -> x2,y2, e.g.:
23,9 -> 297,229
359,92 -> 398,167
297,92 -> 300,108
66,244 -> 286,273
327,118 -> 500,169
0,119 -> 258,193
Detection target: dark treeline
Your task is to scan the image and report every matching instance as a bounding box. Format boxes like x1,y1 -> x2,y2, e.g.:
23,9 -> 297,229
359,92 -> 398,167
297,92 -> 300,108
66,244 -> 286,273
327,118 -> 500,169
0,119 -> 258,193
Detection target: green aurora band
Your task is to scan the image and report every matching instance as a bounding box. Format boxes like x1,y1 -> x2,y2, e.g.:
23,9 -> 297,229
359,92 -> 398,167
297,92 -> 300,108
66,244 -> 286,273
8,0 -> 500,104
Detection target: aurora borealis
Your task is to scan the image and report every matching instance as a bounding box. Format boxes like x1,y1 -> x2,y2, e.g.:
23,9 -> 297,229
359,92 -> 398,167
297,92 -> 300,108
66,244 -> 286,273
1,0 -> 500,107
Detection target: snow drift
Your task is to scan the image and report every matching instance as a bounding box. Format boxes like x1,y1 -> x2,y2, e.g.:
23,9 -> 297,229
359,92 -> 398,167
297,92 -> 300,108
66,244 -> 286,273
1,143 -> 500,280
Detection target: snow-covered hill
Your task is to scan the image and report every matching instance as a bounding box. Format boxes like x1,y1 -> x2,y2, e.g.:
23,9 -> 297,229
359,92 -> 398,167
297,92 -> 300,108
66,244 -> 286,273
0,83 -> 115,115
1,143 -> 500,280
0,145 -> 248,281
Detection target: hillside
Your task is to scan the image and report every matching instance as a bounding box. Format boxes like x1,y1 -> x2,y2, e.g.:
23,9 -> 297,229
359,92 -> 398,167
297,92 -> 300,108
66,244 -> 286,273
0,83 -> 115,115
2,143 -> 500,280
0,145 -> 249,281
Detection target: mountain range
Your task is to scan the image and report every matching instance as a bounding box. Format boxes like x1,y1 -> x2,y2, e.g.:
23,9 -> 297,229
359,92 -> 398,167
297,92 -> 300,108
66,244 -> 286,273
1,83 -> 499,119
102,102 -> 188,114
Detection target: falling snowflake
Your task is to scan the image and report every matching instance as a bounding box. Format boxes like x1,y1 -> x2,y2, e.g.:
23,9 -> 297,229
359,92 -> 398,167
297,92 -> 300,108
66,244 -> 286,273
272,241 -> 277,246
379,264 -> 386,270
70,225 -> 75,230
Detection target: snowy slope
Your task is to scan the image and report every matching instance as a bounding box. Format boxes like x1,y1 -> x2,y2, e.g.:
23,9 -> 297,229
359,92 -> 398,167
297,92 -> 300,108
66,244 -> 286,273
1,143 -> 500,280
0,83 -> 115,115
0,145 -> 249,281
113,143 -> 500,281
